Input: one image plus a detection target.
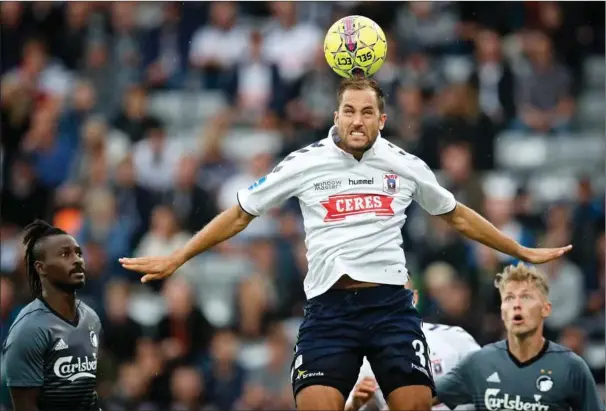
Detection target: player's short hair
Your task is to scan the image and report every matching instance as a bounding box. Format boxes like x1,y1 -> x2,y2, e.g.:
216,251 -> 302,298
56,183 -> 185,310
337,77 -> 386,113
22,220 -> 68,298
494,262 -> 550,297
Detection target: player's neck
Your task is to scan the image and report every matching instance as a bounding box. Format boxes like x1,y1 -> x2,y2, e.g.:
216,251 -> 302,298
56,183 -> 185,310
507,331 -> 545,363
335,141 -> 365,161
42,289 -> 78,322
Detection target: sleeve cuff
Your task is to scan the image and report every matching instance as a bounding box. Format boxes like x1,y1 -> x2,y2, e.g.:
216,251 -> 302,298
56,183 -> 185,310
237,191 -> 259,217
432,200 -> 457,216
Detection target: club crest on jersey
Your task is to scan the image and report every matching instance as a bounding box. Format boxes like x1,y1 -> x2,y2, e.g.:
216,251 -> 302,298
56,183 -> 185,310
536,372 -> 553,392
320,194 -> 394,222
383,173 -> 400,194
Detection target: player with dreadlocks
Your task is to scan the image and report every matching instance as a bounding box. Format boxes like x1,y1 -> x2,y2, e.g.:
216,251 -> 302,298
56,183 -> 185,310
1,220 -> 102,411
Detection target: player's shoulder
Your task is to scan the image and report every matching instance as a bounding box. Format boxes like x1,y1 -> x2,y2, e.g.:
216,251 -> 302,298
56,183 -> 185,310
77,300 -> 101,324
544,341 -> 584,364
4,300 -> 51,342
375,138 -> 433,174
272,139 -> 333,174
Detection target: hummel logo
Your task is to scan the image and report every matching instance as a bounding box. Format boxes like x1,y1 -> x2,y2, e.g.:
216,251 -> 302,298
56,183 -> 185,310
486,372 -> 500,383
54,339 -> 69,351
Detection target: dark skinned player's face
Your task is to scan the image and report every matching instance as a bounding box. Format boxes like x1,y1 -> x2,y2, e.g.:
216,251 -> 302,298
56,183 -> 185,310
35,235 -> 86,293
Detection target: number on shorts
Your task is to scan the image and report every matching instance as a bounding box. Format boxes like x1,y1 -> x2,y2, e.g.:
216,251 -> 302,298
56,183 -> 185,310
412,339 -> 427,368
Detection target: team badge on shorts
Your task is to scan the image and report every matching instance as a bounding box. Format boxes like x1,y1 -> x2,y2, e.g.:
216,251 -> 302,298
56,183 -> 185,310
383,173 -> 400,194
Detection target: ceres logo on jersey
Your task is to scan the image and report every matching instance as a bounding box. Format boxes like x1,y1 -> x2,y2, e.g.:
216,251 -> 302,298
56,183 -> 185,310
53,354 -> 97,381
484,389 -> 549,411
320,194 -> 394,222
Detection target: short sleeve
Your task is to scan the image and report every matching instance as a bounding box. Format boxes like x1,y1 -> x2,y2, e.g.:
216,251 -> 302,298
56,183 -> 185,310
411,160 -> 457,215
435,353 -> 475,409
237,158 -> 303,216
569,353 -> 605,411
2,324 -> 49,387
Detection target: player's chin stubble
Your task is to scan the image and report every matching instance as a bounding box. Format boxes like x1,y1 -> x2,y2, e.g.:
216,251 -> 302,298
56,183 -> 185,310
51,279 -> 86,293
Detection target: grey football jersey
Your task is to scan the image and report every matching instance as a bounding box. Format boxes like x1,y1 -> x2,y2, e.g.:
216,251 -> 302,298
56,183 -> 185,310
436,340 -> 604,411
2,299 -> 101,411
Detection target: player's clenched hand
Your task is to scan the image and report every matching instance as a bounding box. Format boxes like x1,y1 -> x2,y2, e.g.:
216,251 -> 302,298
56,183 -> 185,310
351,377 -> 378,411
118,255 -> 181,283
518,244 -> 573,264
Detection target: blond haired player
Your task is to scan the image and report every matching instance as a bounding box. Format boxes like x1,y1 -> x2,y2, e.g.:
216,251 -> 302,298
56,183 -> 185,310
433,263 -> 604,411
346,285 -> 480,411
120,78 -> 571,411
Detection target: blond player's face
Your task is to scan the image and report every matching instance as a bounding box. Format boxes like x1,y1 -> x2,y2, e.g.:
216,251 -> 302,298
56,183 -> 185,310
334,88 -> 387,153
500,281 -> 551,337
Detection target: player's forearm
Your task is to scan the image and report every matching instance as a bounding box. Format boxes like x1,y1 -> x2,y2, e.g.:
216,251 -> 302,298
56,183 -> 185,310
440,203 -> 523,259
172,205 -> 254,265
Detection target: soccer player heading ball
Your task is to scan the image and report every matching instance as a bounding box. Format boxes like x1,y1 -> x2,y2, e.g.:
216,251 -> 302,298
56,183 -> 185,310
120,19 -> 572,411
2,220 -> 102,411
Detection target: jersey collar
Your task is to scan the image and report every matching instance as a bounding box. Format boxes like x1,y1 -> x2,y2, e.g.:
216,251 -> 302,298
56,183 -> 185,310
327,125 -> 382,160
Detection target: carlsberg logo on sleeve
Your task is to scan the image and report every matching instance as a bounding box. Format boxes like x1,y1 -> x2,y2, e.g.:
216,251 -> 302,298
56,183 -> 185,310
484,389 -> 549,411
53,354 -> 97,381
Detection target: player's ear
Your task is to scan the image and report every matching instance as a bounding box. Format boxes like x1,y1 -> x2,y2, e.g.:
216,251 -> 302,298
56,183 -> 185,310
541,300 -> 552,319
34,260 -> 46,278
334,111 -> 339,126
379,113 -> 387,130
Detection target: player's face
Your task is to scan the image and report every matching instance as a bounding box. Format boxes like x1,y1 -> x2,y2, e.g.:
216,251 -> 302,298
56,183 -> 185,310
334,88 -> 387,155
36,235 -> 86,293
500,280 -> 551,337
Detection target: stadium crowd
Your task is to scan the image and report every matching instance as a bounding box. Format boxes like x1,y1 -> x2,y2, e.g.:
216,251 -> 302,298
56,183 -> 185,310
1,2 -> 604,410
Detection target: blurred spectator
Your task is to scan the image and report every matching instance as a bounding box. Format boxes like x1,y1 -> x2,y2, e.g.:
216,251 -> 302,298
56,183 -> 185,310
262,2 -> 322,106
112,155 -> 155,249
514,30 -> 574,134
68,116 -> 129,185
135,205 -> 195,278
2,37 -> 72,104
141,3 -> 191,90
156,278 -> 215,364
423,262 -> 486,343
1,155 -> 51,228
203,329 -> 246,410
107,2 -> 143,103
395,2 -> 460,56
541,229 -> 585,337
77,188 -> 134,274
101,280 -> 144,364
54,2 -> 92,71
58,79 -> 98,146
132,119 -> 185,192
162,156 -> 218,234
439,141 -> 485,213
244,323 -> 293,409
112,85 -> 161,144
189,2 -> 248,91
468,28 -> 516,128
1,2 -> 28,74
20,105 -> 76,189
481,184 -> 535,265
228,30 -> 280,126
170,366 -> 214,411
236,238 -> 284,339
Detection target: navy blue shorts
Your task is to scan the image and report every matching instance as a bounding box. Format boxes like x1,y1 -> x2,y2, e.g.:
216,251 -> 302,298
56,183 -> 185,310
291,285 -> 435,402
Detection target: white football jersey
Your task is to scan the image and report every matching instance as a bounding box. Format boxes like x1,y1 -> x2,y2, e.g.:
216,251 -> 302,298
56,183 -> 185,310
237,126 -> 457,299
347,323 -> 481,411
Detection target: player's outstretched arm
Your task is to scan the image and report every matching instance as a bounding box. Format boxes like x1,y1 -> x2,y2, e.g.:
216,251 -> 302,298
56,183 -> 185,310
120,204 -> 255,282
438,202 -> 572,264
